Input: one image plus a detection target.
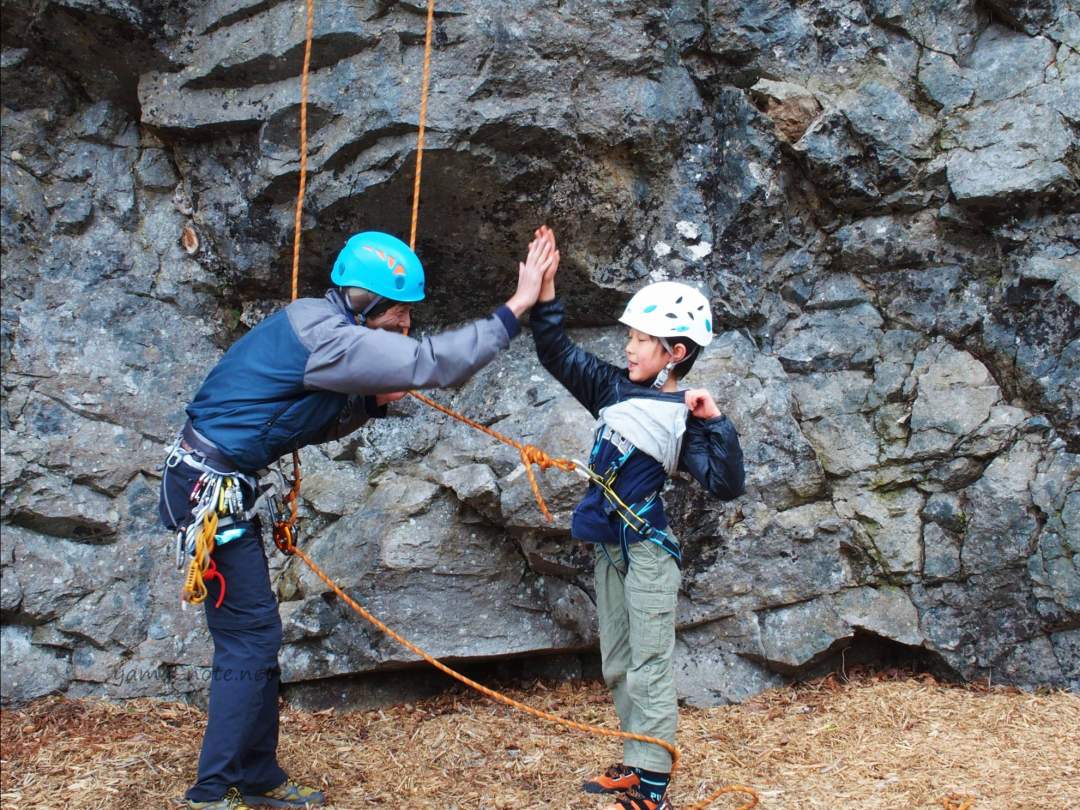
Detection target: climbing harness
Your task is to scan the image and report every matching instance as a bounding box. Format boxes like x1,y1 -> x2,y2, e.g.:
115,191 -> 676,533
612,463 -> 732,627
581,426 -> 683,576
162,426 -> 266,608
262,1 -> 759,808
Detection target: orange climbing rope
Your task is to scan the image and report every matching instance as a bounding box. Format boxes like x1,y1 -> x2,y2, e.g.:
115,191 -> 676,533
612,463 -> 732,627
291,541 -> 758,810
273,2 -> 758,808
409,390 -> 575,522
275,0 -> 317,550
408,0 -> 436,251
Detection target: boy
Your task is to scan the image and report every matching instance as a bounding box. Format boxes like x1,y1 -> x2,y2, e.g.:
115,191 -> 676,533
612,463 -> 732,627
529,227 -> 745,810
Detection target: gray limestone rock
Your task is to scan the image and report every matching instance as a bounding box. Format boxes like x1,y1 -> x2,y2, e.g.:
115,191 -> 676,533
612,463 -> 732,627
674,644 -> 784,707
906,341 -> 1002,459
801,413 -> 879,475
805,275 -> 871,311
978,222 -> 1080,447
759,597 -> 850,672
775,303 -> 884,373
834,485 -> 925,579
794,109 -> 882,212
923,523 -> 962,580
1,625 -> 71,702
835,211 -> 984,273
945,95 -> 1076,205
2,0 -> 1078,707
967,25 -> 1057,104
918,51 -> 974,111
961,438 -> 1043,575
1051,629 -> 1080,691
867,0 -> 982,56
840,80 -> 938,161
832,586 -> 923,647
872,266 -> 989,340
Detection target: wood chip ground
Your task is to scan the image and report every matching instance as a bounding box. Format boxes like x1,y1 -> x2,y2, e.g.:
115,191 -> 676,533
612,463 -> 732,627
2,670 -> 1076,809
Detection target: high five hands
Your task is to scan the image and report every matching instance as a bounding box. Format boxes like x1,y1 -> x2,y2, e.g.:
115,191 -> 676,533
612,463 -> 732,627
506,227 -> 561,318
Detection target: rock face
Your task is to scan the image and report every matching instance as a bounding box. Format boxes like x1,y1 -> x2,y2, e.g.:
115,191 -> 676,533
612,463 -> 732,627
1,1 -> 1078,706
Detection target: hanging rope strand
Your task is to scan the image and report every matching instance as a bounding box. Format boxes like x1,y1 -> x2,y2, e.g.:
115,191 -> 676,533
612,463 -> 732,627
280,0 -> 316,539
291,0 -> 315,302
409,0 -> 436,250
408,390 -> 576,522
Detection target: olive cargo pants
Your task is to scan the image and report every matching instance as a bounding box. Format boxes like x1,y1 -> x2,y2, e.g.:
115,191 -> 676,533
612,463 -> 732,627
594,540 -> 681,772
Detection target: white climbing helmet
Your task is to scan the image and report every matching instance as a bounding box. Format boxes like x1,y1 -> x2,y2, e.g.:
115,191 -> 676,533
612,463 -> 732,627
618,281 -> 714,347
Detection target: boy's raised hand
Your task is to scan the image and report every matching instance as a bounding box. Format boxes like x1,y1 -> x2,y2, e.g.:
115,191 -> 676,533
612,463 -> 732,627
506,230 -> 558,318
534,225 -> 560,302
685,388 -> 722,419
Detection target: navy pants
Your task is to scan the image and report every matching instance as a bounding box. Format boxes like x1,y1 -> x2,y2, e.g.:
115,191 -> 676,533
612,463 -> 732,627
160,462 -> 288,802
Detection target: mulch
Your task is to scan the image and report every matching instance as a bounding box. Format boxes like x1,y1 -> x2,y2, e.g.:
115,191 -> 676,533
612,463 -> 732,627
1,668 -> 1076,809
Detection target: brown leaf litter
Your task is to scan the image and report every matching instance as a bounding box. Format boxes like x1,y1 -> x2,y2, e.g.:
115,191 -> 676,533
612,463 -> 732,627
1,669 -> 1076,809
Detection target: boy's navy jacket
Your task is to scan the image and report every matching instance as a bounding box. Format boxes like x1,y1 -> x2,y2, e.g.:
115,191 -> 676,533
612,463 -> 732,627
531,297 -> 745,548
186,290 -> 519,473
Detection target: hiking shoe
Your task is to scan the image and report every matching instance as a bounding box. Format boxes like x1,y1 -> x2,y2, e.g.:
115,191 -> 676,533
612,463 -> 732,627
583,763 -> 640,794
186,787 -> 251,809
242,779 -> 325,808
602,786 -> 675,810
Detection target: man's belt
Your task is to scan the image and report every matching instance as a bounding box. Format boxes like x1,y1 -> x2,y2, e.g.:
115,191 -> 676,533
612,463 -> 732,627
180,420 -> 242,474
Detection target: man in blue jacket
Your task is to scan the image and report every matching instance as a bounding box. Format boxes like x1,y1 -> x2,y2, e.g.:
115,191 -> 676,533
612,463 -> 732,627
159,231 -> 555,809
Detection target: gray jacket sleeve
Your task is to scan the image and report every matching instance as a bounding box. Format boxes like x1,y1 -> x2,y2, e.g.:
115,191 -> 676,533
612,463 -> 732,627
293,304 -> 514,395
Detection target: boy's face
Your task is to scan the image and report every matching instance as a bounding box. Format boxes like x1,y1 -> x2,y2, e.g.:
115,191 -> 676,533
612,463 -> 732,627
624,328 -> 675,384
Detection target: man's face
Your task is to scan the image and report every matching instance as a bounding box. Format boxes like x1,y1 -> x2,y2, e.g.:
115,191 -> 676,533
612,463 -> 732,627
366,303 -> 412,334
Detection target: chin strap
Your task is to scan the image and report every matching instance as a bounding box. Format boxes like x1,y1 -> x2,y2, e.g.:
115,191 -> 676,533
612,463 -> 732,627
340,287 -> 386,326
651,361 -> 675,390
651,336 -> 676,389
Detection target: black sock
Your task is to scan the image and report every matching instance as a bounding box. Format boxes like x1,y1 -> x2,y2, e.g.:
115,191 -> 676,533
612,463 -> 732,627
632,768 -> 670,802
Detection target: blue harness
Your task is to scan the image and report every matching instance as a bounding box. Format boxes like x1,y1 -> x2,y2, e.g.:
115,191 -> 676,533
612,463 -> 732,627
587,428 -> 682,574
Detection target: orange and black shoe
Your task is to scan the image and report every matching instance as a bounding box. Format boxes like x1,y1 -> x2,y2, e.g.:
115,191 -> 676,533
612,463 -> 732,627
602,787 -> 675,810
583,763 -> 640,794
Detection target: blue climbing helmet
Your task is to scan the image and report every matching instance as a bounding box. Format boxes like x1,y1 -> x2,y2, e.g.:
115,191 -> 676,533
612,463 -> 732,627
330,231 -> 426,302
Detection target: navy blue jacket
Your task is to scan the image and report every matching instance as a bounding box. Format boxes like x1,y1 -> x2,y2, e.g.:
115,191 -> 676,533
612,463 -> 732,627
531,297 -> 745,546
187,290 -> 519,472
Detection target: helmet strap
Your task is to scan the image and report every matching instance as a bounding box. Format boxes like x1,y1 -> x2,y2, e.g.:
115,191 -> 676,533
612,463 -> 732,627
652,361 -> 675,390
357,294 -> 386,326
341,287 -> 386,326
651,336 -> 677,389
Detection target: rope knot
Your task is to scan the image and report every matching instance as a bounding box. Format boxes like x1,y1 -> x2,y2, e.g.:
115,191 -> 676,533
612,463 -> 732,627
520,444 -> 553,468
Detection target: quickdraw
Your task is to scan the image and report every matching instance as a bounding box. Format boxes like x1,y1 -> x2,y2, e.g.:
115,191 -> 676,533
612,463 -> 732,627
271,452 -> 302,556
